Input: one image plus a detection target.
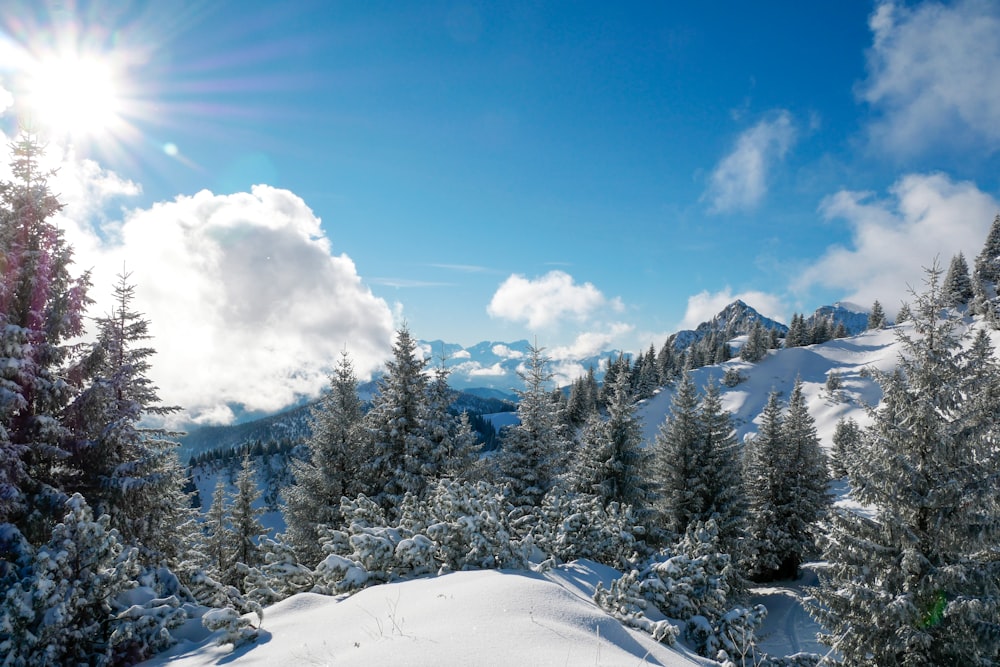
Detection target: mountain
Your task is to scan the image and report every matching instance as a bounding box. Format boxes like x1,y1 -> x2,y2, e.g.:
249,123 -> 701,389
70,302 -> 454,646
806,301 -> 870,336
418,338 -> 620,393
667,299 -> 788,353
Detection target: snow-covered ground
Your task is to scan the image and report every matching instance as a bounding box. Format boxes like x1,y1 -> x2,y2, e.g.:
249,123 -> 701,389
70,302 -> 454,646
143,561 -> 713,667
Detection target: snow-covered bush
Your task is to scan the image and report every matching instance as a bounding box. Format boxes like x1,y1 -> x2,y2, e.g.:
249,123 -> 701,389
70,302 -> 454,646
202,605 -> 262,647
314,481 -> 529,595
532,492 -> 644,569
243,537 -> 315,605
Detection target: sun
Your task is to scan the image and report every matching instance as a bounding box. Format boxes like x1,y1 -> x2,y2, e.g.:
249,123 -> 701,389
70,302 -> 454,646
24,54 -> 124,138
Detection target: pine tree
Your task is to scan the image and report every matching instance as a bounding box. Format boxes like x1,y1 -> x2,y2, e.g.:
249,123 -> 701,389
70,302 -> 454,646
785,313 -> 806,348
810,265 -> 1000,665
779,378 -> 829,575
973,213 -> 1000,322
896,301 -> 912,323
230,454 -> 267,578
570,371 -> 651,511
284,351 -> 366,566
698,379 -> 747,561
361,325 -> 433,510
740,321 -> 768,362
424,362 -> 478,481
203,479 -> 235,586
0,134 -> 91,544
942,252 -> 973,306
867,299 -> 886,330
829,416 -> 862,478
651,371 -> 703,538
65,272 -> 187,564
498,343 -> 569,508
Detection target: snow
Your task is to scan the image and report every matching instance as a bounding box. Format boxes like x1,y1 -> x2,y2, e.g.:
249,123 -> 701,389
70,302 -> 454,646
142,562 -> 712,667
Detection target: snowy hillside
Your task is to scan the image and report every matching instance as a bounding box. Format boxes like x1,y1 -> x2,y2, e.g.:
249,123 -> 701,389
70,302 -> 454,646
636,326 -> 901,450
143,561 -> 711,667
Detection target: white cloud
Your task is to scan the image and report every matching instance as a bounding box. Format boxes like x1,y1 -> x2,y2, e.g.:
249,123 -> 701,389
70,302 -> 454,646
491,344 -> 524,360
549,323 -> 634,361
678,288 -> 787,331
487,270 -> 622,329
860,0 -> 1000,155
96,186 -> 395,424
797,173 -> 998,313
8,137 -> 399,425
0,85 -> 12,115
703,111 -> 796,214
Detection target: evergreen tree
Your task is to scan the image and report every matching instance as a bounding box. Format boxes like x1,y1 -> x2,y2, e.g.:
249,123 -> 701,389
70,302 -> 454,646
65,272 -> 187,564
284,351 -> 366,566
361,325 -> 434,510
785,313 -> 806,348
867,299 -> 886,330
739,321 -> 768,363
896,301 -> 912,323
829,416 -> 861,478
942,251 -> 973,306
0,134 -> 91,544
651,371 -> 703,538
973,213 -> 1000,322
230,454 -> 267,577
778,378 -> 829,575
810,266 -> 1000,665
697,379 -> 747,561
570,371 -> 651,510
498,343 -> 569,508
809,316 -> 831,344
203,479 -> 235,586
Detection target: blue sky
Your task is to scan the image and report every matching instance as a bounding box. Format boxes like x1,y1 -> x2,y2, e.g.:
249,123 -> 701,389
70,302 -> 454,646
2,0 -> 1000,423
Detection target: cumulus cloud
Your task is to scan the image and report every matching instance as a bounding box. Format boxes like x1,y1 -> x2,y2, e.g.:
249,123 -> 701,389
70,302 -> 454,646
549,323 -> 635,361
860,0 -> 1000,155
487,270 -> 623,329
491,344 -> 524,360
678,288 -> 788,331
93,186 -> 395,423
7,137 -> 398,425
703,111 -> 796,213
797,173 -> 998,313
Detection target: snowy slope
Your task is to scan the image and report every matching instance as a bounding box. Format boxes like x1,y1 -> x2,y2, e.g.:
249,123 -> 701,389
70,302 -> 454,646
143,561 -> 712,667
636,326 -> 902,450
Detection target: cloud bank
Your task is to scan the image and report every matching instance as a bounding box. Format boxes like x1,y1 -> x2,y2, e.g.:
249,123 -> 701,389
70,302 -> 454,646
798,172 -> 999,314
703,111 -> 796,214
860,0 -> 1000,155
487,270 -> 623,329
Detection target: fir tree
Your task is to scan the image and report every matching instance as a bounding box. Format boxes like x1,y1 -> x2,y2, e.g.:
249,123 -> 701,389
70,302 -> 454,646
651,371 -> 703,538
829,416 -> 862,478
942,251 -> 973,306
0,134 -> 91,544
810,265 -> 1000,665
867,299 -> 886,330
230,454 -> 267,577
972,213 -> 1000,322
697,379 -> 747,561
284,351 -> 366,566
570,371 -> 651,511
65,272 -> 187,564
361,325 -> 434,510
498,343 -> 569,508
203,479 -> 235,586
896,301 -> 912,323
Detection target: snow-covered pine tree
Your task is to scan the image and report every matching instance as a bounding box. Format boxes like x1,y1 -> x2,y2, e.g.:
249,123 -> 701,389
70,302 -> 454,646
740,320 -> 768,362
565,366 -> 599,426
203,479 -> 236,587
498,343 -> 570,509
896,301 -> 912,323
810,265 -> 1000,665
283,351 -> 366,567
972,213 -> 1000,323
65,272 -> 188,565
0,133 -> 91,545
742,391 -> 791,581
829,416 -> 861,478
0,494 -> 139,666
230,454 -> 267,580
776,378 -> 829,577
651,370 -> 703,539
424,362 -> 478,481
785,313 -> 806,348
942,251 -> 973,307
570,371 -> 652,511
867,299 -> 886,330
361,326 -> 435,511
697,379 -> 747,563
